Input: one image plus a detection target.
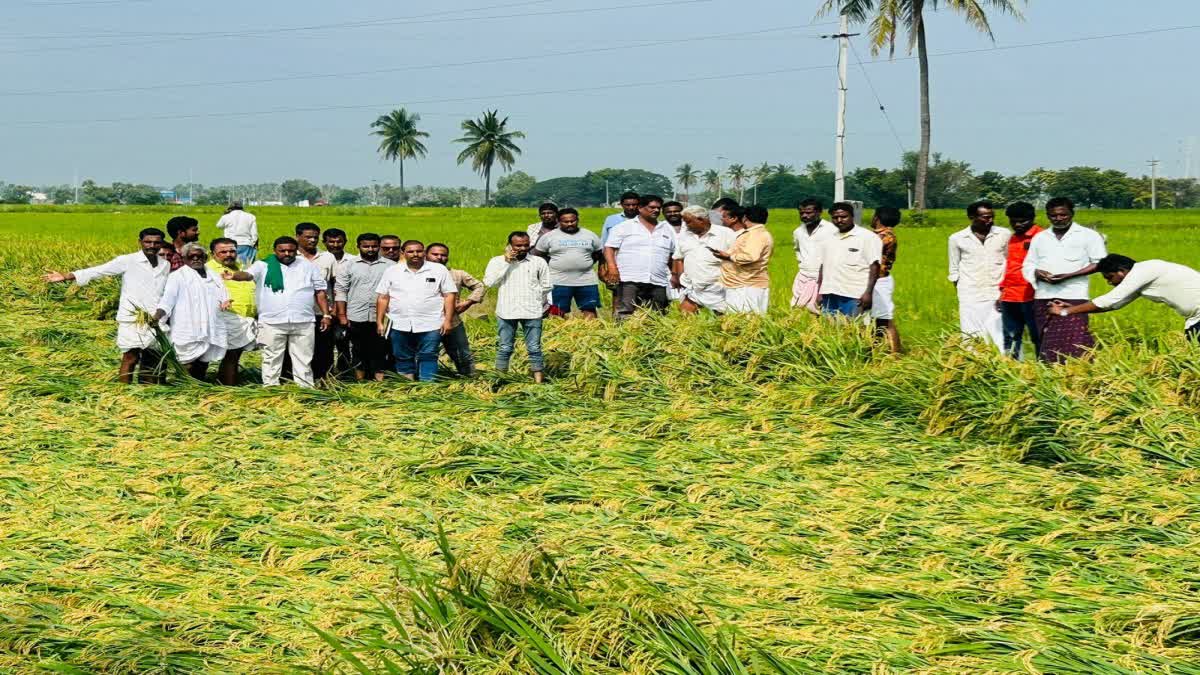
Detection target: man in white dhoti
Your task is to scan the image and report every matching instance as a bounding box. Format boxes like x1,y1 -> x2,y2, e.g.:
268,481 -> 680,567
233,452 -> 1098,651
152,243 -> 231,380
948,200 -> 1010,349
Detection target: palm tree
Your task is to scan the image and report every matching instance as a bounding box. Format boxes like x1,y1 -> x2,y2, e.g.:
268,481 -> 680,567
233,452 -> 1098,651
454,109 -> 525,206
751,162 -> 772,204
726,164 -> 748,203
772,164 -> 795,177
817,0 -> 1023,212
702,169 -> 722,200
369,108 -> 429,205
674,163 -> 700,203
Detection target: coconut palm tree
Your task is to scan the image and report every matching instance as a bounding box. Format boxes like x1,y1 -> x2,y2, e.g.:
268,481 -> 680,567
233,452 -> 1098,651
726,164 -> 748,203
751,162 -> 772,204
817,0 -> 1023,212
454,109 -> 525,206
369,108 -> 429,205
772,164 -> 795,177
674,163 -> 700,203
702,169 -> 722,200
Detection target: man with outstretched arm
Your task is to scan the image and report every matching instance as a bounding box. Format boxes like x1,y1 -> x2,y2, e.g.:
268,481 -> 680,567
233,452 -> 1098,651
1050,254 -> 1200,343
43,227 -> 170,384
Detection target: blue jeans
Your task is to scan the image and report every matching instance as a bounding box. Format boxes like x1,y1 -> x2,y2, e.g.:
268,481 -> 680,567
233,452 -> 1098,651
390,329 -> 441,381
821,294 -> 860,317
441,322 -> 475,376
496,318 -> 544,372
551,285 -> 601,314
1000,300 -> 1040,360
236,245 -> 257,266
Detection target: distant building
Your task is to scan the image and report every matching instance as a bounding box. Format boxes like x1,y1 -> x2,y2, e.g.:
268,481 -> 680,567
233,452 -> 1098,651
29,192 -> 49,204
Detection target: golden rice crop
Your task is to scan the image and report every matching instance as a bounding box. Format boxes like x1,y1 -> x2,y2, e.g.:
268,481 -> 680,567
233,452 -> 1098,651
1,208 -> 1199,673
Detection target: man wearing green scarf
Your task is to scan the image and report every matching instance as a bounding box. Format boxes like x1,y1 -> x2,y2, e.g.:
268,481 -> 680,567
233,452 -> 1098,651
236,236 -> 332,387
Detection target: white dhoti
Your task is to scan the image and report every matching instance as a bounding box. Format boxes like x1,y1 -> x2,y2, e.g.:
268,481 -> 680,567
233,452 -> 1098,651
221,312 -> 258,351
156,266 -> 229,365
791,272 -> 820,314
725,286 -> 769,314
116,320 -> 159,351
682,282 -> 727,312
258,321 -> 316,388
870,275 -> 895,320
958,300 -> 1004,349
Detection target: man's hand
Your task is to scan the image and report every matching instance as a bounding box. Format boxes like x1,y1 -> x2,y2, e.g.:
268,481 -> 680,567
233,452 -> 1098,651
670,274 -> 683,290
377,322 -> 387,337
454,300 -> 473,315
440,319 -> 453,336
857,291 -> 873,311
1035,269 -> 1055,283
709,248 -> 731,260
994,300 -> 1003,313
602,267 -> 620,285
319,315 -> 333,332
503,245 -> 517,263
816,294 -> 824,307
221,270 -> 235,281
338,314 -> 350,327
219,299 -> 233,311
43,271 -> 69,283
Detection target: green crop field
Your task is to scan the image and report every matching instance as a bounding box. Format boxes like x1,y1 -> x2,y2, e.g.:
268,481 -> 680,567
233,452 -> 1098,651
1,205 -> 1200,673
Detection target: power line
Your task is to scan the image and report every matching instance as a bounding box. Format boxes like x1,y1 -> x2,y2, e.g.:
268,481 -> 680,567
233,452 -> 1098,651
1,0 -> 554,39
8,23 -> 1198,128
0,24 -> 830,98
848,40 -> 907,155
0,0 -> 710,53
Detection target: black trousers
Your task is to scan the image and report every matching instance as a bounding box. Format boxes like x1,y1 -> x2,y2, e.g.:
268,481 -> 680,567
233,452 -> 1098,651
349,321 -> 390,378
614,281 -> 669,320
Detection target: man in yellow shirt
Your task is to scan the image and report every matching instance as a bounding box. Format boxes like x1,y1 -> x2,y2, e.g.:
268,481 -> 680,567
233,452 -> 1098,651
712,205 -> 773,314
207,237 -> 258,385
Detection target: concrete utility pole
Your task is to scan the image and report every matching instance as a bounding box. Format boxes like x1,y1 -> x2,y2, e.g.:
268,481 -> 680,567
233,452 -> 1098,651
1148,158 -> 1160,210
823,18 -> 858,203
834,14 -> 849,202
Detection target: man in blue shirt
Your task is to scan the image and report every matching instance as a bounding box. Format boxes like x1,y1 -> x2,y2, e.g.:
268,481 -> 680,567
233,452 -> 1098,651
600,191 -> 642,246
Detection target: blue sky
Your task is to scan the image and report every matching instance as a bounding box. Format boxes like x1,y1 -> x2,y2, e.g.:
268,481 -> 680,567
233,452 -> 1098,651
4,0 -> 1198,188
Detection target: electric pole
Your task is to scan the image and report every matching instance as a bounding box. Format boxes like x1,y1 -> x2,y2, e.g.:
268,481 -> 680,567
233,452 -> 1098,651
1148,158 -> 1160,210
823,18 -> 858,203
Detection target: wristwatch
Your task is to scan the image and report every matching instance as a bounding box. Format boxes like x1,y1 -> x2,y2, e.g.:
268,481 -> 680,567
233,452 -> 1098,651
1058,308 -> 1069,317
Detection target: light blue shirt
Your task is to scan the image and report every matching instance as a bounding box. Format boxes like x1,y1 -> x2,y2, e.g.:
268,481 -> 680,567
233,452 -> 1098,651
601,212 -> 634,246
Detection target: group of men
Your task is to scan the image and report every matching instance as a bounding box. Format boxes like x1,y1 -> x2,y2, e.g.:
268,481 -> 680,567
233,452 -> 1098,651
42,192 -> 1200,386
948,196 -> 1200,362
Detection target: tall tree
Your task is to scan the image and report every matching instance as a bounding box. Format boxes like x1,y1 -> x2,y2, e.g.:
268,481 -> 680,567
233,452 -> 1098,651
370,108 -> 430,205
751,162 -> 772,204
454,109 -> 525,206
818,0 -> 1023,212
674,163 -> 699,203
726,164 -> 748,203
702,169 -> 722,199
772,164 -> 796,177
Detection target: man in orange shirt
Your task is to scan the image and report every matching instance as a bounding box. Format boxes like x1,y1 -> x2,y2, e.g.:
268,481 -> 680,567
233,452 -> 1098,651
998,201 -> 1043,359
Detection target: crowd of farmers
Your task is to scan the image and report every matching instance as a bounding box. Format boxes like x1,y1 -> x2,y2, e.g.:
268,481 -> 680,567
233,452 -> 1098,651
43,192 -> 1200,386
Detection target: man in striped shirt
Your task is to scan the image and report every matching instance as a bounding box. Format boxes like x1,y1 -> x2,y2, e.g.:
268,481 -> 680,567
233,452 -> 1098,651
484,232 -> 552,383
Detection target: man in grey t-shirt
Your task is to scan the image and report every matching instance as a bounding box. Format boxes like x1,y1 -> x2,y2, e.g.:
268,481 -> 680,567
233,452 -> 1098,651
534,207 -> 603,318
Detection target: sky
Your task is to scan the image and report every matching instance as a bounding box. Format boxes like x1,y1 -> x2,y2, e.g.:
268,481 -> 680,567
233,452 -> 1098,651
3,0 -> 1199,189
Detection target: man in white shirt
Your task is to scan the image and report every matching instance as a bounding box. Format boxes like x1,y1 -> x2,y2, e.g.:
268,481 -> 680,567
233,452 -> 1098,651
816,202 -> 881,318
215,201 -> 258,266
602,194 -> 675,320
947,200 -> 1011,348
484,232 -> 552,383
374,240 -> 457,382
672,205 -> 737,313
534,207 -> 603,319
43,227 -> 171,384
1021,196 -> 1108,363
295,222 -> 338,380
791,198 -> 835,313
662,201 -> 685,302
1052,254 -> 1200,343
526,202 -> 559,247
239,236 -> 332,388
151,243 -> 230,380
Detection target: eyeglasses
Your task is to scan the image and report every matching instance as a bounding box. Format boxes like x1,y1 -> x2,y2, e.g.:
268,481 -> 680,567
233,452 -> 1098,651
380,245 -> 400,250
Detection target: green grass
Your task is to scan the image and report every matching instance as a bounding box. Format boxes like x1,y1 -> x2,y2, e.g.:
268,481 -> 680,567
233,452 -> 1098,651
1,207 -> 1200,672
